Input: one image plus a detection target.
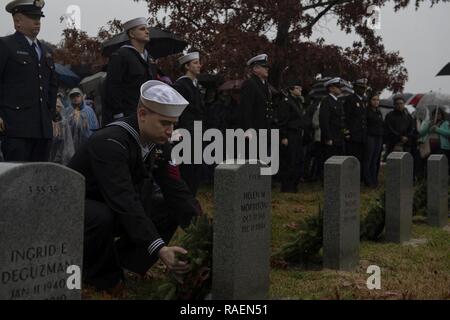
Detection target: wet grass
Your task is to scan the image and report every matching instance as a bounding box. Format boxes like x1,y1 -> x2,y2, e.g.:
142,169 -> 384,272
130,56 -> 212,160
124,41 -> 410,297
83,171 -> 450,300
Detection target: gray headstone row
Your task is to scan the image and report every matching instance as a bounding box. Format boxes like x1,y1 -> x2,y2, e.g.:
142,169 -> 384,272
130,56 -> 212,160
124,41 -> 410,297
427,155 -> 448,228
0,152 -> 447,300
385,152 -> 413,243
322,153 -> 449,272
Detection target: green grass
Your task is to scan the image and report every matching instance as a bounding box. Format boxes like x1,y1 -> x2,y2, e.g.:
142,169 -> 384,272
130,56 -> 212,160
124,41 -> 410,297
268,184 -> 450,300
83,173 -> 450,300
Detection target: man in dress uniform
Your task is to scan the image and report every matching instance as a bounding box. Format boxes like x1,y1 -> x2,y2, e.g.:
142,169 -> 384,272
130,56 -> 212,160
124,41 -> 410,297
319,77 -> 349,162
68,80 -> 202,291
102,17 -> 158,126
277,81 -> 307,193
172,52 -> 204,196
343,78 -> 368,168
238,54 -> 274,161
239,54 -> 274,132
0,0 -> 57,162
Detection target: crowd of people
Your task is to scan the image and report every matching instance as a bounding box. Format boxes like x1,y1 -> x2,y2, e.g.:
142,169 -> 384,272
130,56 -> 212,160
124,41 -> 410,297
1,1 -> 448,293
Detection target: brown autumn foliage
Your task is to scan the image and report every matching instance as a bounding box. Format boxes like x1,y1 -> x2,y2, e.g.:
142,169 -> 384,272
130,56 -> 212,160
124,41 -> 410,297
136,0 -> 449,92
53,0 -> 449,92
52,20 -> 123,77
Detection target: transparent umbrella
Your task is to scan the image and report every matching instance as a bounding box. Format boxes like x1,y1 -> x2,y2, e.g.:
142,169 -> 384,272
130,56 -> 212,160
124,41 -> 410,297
416,91 -> 450,109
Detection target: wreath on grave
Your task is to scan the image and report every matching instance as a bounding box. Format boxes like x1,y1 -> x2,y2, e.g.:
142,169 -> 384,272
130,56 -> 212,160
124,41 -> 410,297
271,207 -> 323,267
360,191 -> 386,241
272,191 -> 388,267
151,215 -> 213,300
413,180 -> 427,217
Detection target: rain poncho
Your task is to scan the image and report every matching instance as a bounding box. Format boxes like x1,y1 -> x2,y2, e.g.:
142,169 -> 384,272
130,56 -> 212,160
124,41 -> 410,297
65,101 -> 100,135
67,108 -> 91,151
49,115 -> 76,165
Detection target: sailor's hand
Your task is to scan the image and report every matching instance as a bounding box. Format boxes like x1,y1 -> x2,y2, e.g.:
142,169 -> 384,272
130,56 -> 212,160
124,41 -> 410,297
281,138 -> 288,146
158,246 -> 190,274
0,117 -> 5,133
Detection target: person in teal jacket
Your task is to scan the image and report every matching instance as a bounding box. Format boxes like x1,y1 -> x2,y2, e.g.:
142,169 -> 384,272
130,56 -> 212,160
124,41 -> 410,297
418,107 -> 450,163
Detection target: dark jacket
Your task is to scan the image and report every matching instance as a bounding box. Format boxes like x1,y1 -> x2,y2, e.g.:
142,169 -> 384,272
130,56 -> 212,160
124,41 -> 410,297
277,94 -> 307,140
384,109 -> 414,146
68,115 -> 200,254
0,32 -> 58,139
172,77 -> 204,132
103,46 -> 157,125
319,94 -> 347,146
366,107 -> 384,137
343,93 -> 367,143
239,75 -> 274,130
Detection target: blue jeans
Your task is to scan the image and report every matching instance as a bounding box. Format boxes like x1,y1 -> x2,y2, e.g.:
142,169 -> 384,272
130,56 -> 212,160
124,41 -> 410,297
364,135 -> 383,187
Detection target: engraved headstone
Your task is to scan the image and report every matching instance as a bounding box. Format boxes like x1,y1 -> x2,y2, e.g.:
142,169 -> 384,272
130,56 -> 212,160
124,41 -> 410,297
427,155 -> 449,228
385,152 -> 414,243
0,163 -> 85,300
212,161 -> 271,300
323,156 -> 360,271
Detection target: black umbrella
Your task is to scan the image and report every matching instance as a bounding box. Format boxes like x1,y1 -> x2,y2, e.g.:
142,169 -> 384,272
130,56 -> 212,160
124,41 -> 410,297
197,74 -> 224,89
102,28 -> 188,59
79,72 -> 107,96
436,62 -> 450,76
55,64 -> 80,87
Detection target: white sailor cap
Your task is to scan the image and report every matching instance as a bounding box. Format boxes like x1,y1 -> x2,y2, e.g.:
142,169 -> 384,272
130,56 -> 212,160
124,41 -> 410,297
178,52 -> 200,66
324,77 -> 343,88
123,17 -> 148,32
6,0 -> 45,17
247,54 -> 269,67
140,80 -> 189,117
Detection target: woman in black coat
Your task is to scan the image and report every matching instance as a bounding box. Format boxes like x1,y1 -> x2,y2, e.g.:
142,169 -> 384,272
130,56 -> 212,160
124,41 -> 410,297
363,92 -> 384,188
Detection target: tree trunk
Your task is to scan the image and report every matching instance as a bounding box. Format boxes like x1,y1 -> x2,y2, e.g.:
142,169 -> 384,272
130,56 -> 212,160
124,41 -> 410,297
271,12 -> 292,89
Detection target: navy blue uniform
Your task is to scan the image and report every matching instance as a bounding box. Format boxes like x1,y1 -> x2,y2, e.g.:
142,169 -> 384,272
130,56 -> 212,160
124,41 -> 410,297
239,75 -> 274,131
68,115 -> 201,290
319,94 -> 347,161
102,46 -> 157,126
172,76 -> 205,196
277,94 -> 307,192
0,31 -> 58,161
343,93 -> 367,165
